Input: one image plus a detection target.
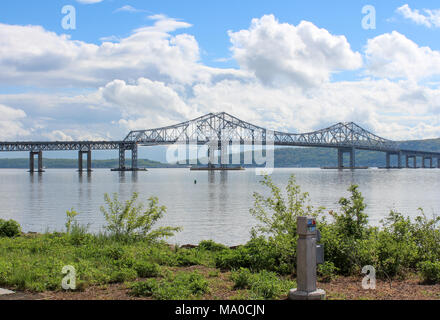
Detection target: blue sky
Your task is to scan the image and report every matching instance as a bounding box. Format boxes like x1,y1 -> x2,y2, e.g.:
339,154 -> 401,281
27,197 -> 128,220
0,1 -> 440,160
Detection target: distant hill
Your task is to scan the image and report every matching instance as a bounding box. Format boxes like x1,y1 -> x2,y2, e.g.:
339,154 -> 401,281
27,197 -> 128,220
1,138 -> 439,169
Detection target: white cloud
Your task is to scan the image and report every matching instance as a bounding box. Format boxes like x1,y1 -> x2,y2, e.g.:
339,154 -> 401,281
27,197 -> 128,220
0,104 -> 29,140
76,0 -> 103,4
365,31 -> 440,80
99,78 -> 194,129
228,15 -> 362,88
0,16 -> 242,87
397,4 -> 440,28
114,5 -> 147,13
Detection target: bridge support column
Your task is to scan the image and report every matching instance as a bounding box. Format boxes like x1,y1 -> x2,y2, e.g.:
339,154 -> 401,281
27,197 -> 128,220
337,148 -> 355,169
414,156 -> 417,168
78,151 -> 92,172
422,156 -> 427,168
119,147 -> 126,170
337,149 -> 343,169
78,151 -> 83,172
87,151 -> 92,172
438,158 -> 440,169
131,144 -> 138,170
398,152 -> 403,168
406,155 -> 409,168
29,151 -> 44,173
220,141 -> 228,167
386,152 -> 391,169
349,147 -> 356,168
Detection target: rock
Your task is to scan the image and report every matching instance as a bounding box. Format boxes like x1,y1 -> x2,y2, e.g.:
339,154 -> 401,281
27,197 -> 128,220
0,288 -> 14,296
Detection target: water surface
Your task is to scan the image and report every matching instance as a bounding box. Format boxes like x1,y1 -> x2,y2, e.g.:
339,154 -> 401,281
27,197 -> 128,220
0,168 -> 439,246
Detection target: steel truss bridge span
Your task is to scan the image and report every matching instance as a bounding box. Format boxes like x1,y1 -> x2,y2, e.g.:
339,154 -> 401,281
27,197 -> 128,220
1,112 -> 440,172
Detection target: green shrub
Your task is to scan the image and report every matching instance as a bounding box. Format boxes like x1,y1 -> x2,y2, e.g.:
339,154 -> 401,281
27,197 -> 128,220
329,185 -> 369,239
130,271 -> 209,300
130,278 -> 157,297
100,192 -> 181,241
231,268 -> 252,289
419,261 -> 440,284
248,270 -> 295,300
215,237 -> 293,274
175,249 -> 202,266
198,240 -> 228,252
134,261 -> 161,278
317,261 -> 338,282
0,219 -> 21,238
109,268 -> 137,283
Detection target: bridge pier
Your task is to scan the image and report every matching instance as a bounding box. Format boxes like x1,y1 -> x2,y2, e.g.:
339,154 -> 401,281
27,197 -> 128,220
337,147 -> 355,169
29,151 -> 44,173
386,152 -> 391,169
78,150 -> 92,172
112,143 -> 142,171
407,155 -> 417,168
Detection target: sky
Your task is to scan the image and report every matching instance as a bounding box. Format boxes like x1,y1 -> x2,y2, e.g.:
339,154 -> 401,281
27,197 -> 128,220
0,0 -> 440,159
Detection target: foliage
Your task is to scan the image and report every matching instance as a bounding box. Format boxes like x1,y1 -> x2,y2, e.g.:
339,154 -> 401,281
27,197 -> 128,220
133,261 -> 161,278
319,185 -> 372,275
0,219 -> 21,238
215,237 -> 292,274
231,267 -> 253,289
329,185 -> 369,239
419,261 -> 440,284
65,209 -> 79,234
250,175 -> 323,240
130,271 -> 209,300
100,192 -> 181,241
198,240 -> 228,252
230,268 -> 295,300
317,261 -> 338,283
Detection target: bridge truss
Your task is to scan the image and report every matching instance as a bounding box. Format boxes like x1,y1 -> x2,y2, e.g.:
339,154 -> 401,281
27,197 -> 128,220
1,112 -> 440,171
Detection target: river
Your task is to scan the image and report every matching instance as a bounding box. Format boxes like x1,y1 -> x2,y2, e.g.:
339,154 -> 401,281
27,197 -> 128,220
0,168 -> 439,246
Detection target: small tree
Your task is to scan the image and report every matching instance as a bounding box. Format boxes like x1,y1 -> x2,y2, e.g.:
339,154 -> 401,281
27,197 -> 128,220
250,174 -> 323,240
249,175 -> 323,273
65,208 -> 79,234
100,192 -> 181,241
329,185 -> 368,239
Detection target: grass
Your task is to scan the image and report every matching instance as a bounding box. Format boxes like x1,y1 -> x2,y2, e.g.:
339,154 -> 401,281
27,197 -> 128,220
0,234 -> 295,300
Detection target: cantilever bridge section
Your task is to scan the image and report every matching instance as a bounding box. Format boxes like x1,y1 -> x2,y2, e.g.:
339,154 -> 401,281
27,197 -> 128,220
1,112 -> 440,172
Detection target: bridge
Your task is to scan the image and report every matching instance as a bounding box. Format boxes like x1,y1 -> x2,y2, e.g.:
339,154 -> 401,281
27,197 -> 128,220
0,112 -> 439,172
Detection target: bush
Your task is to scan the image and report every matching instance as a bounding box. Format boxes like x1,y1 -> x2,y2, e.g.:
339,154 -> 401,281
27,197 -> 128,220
109,268 -> 137,283
230,268 -> 295,300
0,219 -> 21,238
317,261 -> 338,283
100,192 -> 181,241
215,236 -> 295,275
231,268 -> 252,289
130,271 -> 209,300
134,261 -> 161,278
175,249 -> 202,266
419,261 -> 440,284
198,240 -> 228,252
249,271 -> 293,300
